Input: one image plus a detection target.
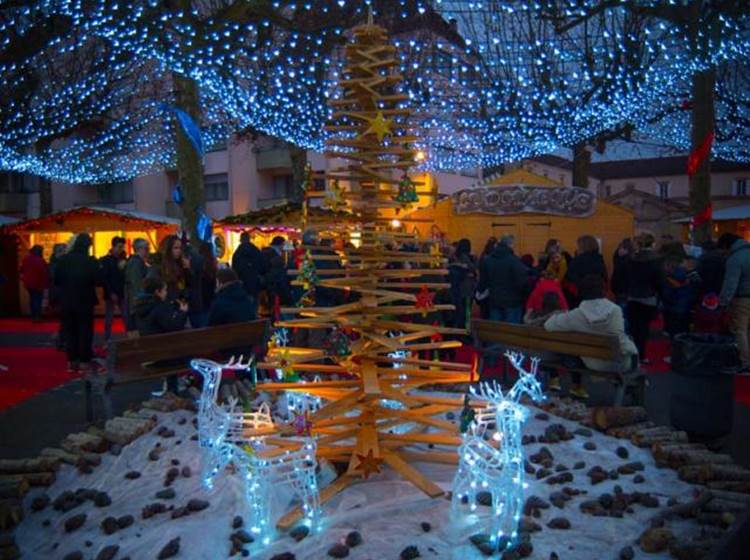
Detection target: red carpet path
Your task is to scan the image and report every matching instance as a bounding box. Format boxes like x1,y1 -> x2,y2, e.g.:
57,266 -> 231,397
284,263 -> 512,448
1,318 -> 749,411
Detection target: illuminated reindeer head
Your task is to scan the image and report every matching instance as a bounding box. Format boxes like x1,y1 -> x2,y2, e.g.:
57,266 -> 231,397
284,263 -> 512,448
505,352 -> 545,405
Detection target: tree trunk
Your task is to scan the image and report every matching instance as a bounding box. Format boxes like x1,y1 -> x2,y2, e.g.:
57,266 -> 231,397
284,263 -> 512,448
173,72 -> 204,241
572,142 -> 591,188
38,178 -> 52,216
289,143 -> 307,204
688,67 -> 715,244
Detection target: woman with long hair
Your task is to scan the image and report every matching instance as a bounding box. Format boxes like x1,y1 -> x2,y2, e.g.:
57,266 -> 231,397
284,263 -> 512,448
152,235 -> 190,304
477,237 -> 497,319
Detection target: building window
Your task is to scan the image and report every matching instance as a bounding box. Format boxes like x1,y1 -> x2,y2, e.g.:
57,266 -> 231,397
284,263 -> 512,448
272,175 -> 294,199
734,178 -> 748,197
600,184 -> 612,198
657,181 -> 670,200
312,178 -> 325,192
97,181 -> 134,204
204,173 -> 229,201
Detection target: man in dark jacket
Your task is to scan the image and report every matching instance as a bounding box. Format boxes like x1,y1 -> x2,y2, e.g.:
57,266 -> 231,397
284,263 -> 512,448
99,236 -> 126,341
477,235 -> 528,323
134,277 -> 188,336
262,236 -> 292,308
208,268 -> 256,326
124,238 -> 149,332
55,233 -> 100,373
719,233 -> 750,374
231,231 -> 265,316
624,233 -> 663,363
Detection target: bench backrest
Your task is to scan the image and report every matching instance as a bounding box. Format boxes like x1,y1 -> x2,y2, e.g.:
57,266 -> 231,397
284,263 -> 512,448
108,320 -> 268,377
473,319 -> 619,361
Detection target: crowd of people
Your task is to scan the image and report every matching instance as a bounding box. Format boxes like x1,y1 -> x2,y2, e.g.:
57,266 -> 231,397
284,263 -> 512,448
18,227 -> 750,390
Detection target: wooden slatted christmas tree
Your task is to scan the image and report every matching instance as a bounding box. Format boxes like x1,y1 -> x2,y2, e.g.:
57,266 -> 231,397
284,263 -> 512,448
255,13 -> 473,528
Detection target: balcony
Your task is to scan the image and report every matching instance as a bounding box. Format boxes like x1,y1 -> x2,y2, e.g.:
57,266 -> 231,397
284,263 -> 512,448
256,147 -> 292,171
257,196 -> 292,209
0,192 -> 27,214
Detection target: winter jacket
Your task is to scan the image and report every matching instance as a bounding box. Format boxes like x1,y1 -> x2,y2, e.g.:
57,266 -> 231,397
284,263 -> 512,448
525,278 -> 569,313
610,252 -> 630,298
232,241 -> 265,298
566,252 -> 607,296
262,246 -> 292,306
477,244 -> 528,309
545,298 -> 638,372
21,253 -> 49,291
54,249 -> 100,312
207,281 -> 257,326
662,265 -> 696,315
624,249 -> 663,305
125,254 -> 148,311
99,253 -> 125,298
696,249 -> 725,296
448,253 -> 477,300
719,239 -> 750,306
134,294 -> 187,336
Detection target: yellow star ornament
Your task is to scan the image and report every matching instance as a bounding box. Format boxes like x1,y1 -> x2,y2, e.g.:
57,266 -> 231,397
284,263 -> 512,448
363,111 -> 392,142
354,449 -> 384,479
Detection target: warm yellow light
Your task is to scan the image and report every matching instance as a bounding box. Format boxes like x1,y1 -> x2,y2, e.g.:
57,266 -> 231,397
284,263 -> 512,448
414,150 -> 426,162
391,219 -> 402,229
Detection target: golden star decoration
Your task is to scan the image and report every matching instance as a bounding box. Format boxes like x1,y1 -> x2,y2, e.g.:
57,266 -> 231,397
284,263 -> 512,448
363,111 -> 392,142
354,449 -> 384,479
429,244 -> 442,268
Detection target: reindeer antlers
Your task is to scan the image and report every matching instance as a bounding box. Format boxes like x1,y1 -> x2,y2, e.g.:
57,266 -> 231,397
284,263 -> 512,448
504,351 -> 540,378
224,355 -> 255,370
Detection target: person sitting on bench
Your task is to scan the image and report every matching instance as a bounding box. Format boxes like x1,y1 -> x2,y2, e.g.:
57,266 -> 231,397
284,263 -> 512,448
544,274 -> 638,397
134,277 -> 188,336
208,268 -> 257,326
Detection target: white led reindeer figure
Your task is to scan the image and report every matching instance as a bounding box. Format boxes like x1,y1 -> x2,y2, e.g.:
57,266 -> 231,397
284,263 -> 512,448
191,356 -> 321,546
452,352 -> 545,554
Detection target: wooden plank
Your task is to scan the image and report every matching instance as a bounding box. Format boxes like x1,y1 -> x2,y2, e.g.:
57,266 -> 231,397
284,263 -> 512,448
361,359 -> 380,395
276,475 -> 357,530
376,407 -> 457,432
311,391 -> 362,422
381,432 -> 463,446
399,451 -> 459,465
382,451 -> 444,497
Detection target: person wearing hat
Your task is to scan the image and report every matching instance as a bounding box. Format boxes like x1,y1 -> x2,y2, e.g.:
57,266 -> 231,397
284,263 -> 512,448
718,233 -> 750,375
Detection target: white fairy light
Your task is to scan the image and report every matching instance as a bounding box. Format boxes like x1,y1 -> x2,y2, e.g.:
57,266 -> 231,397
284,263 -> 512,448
192,357 -> 322,546
451,352 -> 545,554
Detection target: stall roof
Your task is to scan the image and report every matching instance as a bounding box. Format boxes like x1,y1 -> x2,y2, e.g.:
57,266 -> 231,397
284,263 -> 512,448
4,205 -> 181,231
0,214 -> 20,226
219,201 -> 353,227
674,204 -> 750,223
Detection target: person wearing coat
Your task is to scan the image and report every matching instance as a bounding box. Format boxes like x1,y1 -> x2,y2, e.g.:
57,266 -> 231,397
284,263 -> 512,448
21,245 -> 49,321
565,235 -> 607,306
99,236 -> 126,341
54,233 -> 100,373
124,238 -> 149,331
231,231 -> 265,315
207,268 -> 257,326
476,235 -> 528,324
262,236 -> 292,309
545,274 -> 638,382
134,277 -> 188,336
624,233 -> 663,363
718,233 -> 750,374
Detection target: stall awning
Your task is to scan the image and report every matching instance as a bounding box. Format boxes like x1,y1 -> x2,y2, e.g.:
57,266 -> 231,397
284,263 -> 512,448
673,205 -> 750,223
4,205 -> 181,232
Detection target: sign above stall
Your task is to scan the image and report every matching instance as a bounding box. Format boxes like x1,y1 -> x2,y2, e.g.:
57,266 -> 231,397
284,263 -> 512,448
452,184 -> 596,218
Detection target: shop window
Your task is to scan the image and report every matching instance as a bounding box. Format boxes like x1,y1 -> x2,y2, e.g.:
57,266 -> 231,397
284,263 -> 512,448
97,181 -> 134,204
734,178 -> 748,197
657,181 -> 670,200
204,173 -> 229,201
272,175 -> 294,199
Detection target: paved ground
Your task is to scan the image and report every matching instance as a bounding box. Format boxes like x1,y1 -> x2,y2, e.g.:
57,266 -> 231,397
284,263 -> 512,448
1,330 -> 749,467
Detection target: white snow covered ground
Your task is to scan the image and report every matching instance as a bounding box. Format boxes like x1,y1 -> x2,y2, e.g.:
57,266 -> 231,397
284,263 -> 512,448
16,402 -> 701,560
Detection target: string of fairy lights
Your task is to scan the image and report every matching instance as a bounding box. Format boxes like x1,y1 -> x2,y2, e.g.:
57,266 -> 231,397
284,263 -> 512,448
0,0 -> 748,184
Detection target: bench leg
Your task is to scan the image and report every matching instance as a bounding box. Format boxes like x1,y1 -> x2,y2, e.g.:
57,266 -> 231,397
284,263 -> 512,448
84,378 -> 94,423
613,383 -> 626,406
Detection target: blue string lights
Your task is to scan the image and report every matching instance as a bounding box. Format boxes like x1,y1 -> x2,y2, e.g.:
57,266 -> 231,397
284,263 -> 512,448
0,0 -> 748,184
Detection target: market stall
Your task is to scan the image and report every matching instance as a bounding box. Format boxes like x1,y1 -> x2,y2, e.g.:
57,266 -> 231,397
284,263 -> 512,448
3,206 -> 179,315
405,169 -> 634,270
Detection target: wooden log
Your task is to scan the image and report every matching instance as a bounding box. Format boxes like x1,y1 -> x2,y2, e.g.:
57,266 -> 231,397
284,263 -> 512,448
679,464 -> 750,484
665,450 -> 734,469
707,481 -> 750,493
650,490 -> 713,522
0,472 -> 55,487
652,442 -> 707,461
695,511 -> 736,527
606,421 -> 656,438
0,458 -> 59,474
63,432 -> 107,453
39,447 -> 80,465
708,489 -> 750,504
0,500 -> 22,530
632,430 -> 688,447
0,479 -> 29,500
702,499 -> 750,513
592,406 -> 648,430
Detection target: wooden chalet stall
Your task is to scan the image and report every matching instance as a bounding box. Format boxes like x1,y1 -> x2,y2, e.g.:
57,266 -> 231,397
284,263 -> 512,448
215,202 -> 356,262
4,206 -> 179,315
406,169 -> 634,270
676,204 -> 750,242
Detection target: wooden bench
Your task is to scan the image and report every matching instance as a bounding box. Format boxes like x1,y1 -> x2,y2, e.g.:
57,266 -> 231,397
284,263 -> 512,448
86,320 -> 269,421
472,319 -> 646,406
